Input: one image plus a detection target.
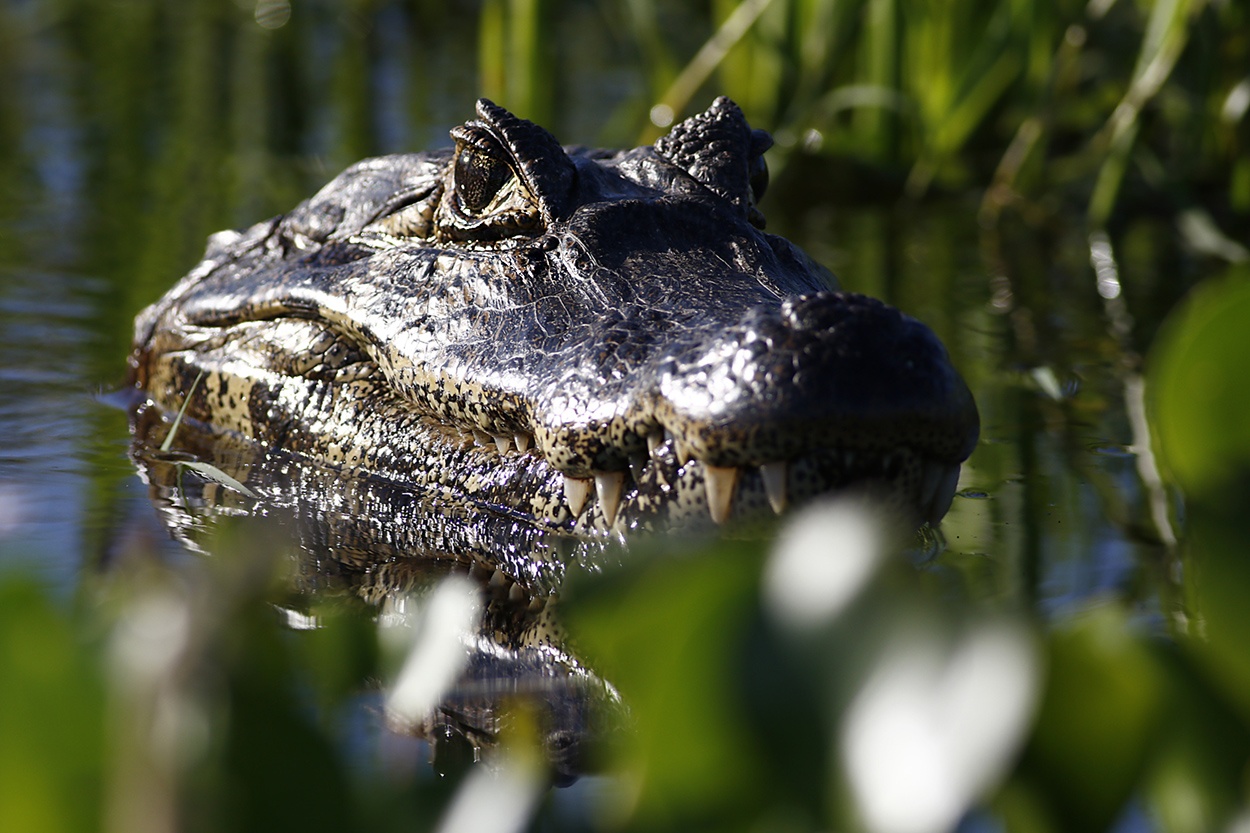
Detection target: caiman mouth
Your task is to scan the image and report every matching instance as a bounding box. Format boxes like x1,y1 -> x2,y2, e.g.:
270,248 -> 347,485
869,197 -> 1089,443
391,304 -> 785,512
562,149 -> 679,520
417,290 -> 977,530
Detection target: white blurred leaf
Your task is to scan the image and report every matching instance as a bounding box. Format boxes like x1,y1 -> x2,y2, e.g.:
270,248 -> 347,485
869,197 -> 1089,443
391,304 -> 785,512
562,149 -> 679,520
841,618 -> 1038,833
384,577 -> 483,728
434,749 -> 545,833
763,496 -> 887,630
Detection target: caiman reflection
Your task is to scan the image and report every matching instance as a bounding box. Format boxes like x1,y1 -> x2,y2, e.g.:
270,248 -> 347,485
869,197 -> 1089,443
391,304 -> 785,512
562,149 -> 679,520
128,98 -> 979,782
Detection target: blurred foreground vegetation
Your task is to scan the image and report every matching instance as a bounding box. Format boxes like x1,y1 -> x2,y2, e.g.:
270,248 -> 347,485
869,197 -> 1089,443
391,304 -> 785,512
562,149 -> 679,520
9,321 -> 1250,833
3,1 -> 1250,831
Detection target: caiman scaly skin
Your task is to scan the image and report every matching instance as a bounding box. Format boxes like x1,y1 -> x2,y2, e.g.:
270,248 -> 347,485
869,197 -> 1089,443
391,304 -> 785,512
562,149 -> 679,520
130,98 -> 979,538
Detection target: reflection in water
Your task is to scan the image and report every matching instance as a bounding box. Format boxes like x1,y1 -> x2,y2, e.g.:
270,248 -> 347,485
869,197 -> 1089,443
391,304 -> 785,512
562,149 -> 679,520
128,402 -> 622,785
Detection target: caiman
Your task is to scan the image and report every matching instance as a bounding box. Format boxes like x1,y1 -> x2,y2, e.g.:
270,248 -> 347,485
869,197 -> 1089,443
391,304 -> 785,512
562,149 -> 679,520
127,98 -> 981,783
129,97 -> 979,547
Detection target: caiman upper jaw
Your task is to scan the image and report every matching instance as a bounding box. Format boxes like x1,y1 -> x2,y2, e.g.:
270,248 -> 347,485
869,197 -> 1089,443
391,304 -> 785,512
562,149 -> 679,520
653,291 -> 979,467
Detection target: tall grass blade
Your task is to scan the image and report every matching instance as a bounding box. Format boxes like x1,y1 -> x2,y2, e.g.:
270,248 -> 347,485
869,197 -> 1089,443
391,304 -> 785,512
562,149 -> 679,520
479,0 -> 507,105
908,49 -> 1023,197
649,0 -> 776,132
160,370 -> 204,453
1089,0 -> 1199,226
852,0 -> 900,163
477,0 -> 550,124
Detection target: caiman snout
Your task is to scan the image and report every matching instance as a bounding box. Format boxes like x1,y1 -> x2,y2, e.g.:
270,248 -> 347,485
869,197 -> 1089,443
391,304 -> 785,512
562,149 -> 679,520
645,290 -> 979,525
655,291 -> 978,465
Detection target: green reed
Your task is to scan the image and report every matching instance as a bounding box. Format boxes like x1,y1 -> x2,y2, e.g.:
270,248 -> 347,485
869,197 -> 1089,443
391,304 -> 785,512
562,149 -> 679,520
481,0 -> 543,125
608,0 -> 1244,229
22,0 -> 1242,280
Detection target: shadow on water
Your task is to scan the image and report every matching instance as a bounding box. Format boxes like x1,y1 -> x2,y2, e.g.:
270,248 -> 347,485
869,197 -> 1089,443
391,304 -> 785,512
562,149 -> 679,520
1,1 -> 1247,830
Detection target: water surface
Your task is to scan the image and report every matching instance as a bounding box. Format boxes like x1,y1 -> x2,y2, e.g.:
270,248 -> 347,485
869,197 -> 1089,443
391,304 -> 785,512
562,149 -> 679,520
0,0 -> 1194,629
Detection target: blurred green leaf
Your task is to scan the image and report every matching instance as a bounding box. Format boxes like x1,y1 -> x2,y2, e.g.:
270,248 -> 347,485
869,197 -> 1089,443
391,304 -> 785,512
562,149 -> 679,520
290,603 -> 380,717
1148,263 -> 1250,740
1149,264 -> 1250,499
214,646 -> 356,833
1180,503 -> 1250,732
1014,605 -> 1166,832
562,540 -> 768,829
0,577 -> 105,833
1143,646 -> 1250,833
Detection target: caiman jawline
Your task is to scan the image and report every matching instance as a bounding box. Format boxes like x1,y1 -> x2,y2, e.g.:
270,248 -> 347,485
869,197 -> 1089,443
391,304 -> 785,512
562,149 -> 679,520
447,411 -> 961,529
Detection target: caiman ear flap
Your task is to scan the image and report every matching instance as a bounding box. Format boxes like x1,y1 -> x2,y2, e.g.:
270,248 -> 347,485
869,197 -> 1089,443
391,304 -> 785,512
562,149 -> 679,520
654,97 -> 773,224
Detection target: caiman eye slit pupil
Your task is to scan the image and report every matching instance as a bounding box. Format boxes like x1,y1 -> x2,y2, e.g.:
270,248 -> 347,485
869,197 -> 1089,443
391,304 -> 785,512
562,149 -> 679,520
455,145 -> 512,213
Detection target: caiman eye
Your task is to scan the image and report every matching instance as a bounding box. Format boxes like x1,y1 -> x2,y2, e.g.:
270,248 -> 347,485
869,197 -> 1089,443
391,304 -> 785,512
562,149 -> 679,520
454,138 -> 513,214
437,122 -> 545,242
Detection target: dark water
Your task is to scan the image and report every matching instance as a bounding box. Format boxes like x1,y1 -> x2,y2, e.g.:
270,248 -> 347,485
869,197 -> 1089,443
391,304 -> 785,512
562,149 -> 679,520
0,2 -> 1193,624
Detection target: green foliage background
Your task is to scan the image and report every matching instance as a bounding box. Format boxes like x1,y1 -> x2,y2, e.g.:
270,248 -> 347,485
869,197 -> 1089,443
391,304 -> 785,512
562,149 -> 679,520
1,1 -> 1249,831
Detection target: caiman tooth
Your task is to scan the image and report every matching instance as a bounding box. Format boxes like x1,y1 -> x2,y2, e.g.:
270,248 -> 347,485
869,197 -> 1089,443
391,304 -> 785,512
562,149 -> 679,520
759,461 -> 788,514
670,433 -> 694,465
563,475 -> 592,517
927,465 -> 961,525
629,452 -> 648,483
664,428 -> 675,446
594,470 -> 625,526
514,432 -> 532,453
508,582 -> 525,602
473,430 -> 492,447
494,435 -> 512,454
488,569 -> 508,589
647,430 -> 664,456
704,464 -> 739,524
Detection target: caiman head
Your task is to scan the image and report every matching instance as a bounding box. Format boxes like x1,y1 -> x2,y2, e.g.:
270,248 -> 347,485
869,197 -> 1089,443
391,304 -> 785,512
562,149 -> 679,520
131,97 -> 979,536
